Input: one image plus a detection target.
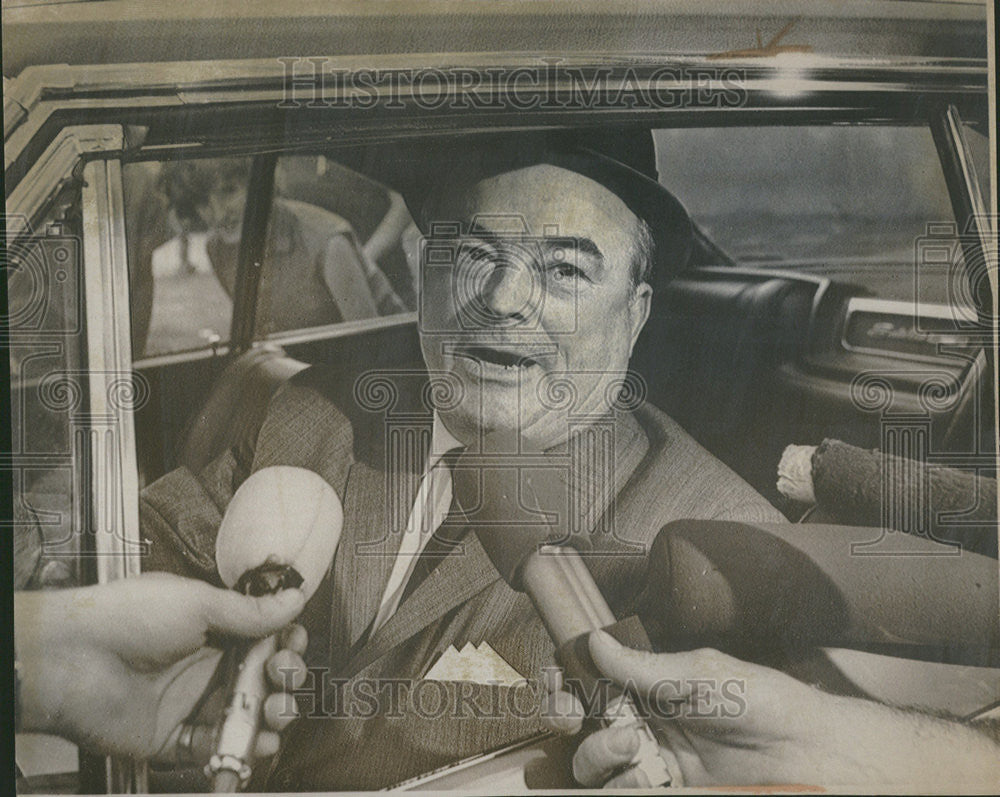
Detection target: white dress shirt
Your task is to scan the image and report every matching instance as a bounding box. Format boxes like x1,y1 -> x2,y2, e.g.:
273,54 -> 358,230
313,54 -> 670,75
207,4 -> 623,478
370,412 -> 464,632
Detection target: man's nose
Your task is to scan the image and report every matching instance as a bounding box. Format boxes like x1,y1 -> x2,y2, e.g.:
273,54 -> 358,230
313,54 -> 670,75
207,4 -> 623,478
477,259 -> 538,322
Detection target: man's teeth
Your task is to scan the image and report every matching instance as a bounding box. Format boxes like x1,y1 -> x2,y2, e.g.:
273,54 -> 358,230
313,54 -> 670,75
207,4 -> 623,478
463,347 -> 536,368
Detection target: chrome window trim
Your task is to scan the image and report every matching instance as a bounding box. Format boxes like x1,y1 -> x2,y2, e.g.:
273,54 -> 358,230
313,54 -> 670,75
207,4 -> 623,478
845,296 -> 972,321
8,53 -> 990,99
80,152 -> 144,584
4,52 -> 988,182
132,343 -> 233,371
131,314 -> 420,370
5,124 -> 124,234
79,137 -> 148,794
260,310 -> 418,348
930,104 -> 995,331
943,107 -> 990,227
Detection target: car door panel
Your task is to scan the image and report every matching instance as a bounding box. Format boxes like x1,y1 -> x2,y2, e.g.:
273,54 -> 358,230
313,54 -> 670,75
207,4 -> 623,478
640,267 -> 990,512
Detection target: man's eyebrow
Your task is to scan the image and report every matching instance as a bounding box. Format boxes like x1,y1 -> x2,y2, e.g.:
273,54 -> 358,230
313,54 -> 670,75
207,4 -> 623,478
466,228 -> 605,262
561,237 -> 603,261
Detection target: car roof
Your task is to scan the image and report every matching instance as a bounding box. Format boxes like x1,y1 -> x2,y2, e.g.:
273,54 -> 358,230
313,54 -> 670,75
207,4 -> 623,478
2,0 -> 988,79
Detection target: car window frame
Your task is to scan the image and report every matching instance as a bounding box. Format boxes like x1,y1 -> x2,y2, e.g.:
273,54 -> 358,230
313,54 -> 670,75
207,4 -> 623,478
5,58 -> 992,580
6,123 -> 146,579
7,56 -> 991,391
929,104 -> 994,334
5,54 -> 990,360
4,49 -> 991,797
6,123 -> 149,792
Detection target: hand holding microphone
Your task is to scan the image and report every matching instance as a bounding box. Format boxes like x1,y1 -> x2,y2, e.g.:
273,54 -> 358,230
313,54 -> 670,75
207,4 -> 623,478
208,466 -> 343,792
540,517 -> 1000,788
13,573 -> 307,761
451,440 -> 678,787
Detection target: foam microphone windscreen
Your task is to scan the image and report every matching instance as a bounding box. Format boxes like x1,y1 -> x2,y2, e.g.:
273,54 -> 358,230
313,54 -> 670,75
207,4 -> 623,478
639,520 -> 999,667
215,466 -> 343,601
810,439 -> 998,557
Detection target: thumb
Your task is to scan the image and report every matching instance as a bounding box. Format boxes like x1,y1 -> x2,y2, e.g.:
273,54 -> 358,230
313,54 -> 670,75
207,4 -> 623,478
200,586 -> 306,638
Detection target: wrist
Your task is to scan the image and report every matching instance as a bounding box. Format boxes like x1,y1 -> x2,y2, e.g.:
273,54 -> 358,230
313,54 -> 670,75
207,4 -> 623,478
820,693 -> 1000,789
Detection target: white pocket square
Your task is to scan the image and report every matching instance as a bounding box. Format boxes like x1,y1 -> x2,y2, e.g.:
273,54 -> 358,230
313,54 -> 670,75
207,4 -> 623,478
424,641 -> 527,687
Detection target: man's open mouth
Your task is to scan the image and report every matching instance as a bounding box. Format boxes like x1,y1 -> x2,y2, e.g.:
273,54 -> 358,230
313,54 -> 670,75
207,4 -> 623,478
455,346 -> 541,369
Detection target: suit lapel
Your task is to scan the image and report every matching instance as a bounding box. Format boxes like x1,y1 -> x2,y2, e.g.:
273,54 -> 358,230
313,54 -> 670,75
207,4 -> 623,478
328,461 -> 401,662
329,379 -> 434,663
342,531 -> 501,678
335,403 -> 650,677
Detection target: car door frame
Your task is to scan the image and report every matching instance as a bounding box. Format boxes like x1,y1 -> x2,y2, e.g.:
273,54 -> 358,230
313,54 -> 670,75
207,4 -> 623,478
4,49 -> 994,794
6,123 -> 150,791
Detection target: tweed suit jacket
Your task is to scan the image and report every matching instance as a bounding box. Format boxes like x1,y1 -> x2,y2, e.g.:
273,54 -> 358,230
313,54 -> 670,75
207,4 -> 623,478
140,363 -> 782,790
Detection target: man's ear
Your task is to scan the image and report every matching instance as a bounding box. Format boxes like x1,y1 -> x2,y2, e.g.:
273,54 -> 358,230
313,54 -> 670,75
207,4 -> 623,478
628,282 -> 652,354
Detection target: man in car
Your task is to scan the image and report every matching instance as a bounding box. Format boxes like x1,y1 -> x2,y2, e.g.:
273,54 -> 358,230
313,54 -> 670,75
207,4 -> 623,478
139,131 -> 783,789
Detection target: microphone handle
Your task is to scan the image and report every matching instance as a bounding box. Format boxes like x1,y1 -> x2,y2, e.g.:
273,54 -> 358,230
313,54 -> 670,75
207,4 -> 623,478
208,634 -> 276,791
522,545 -> 676,787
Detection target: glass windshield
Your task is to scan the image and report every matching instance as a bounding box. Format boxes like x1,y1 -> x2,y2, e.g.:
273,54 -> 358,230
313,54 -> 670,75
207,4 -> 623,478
654,125 -> 956,267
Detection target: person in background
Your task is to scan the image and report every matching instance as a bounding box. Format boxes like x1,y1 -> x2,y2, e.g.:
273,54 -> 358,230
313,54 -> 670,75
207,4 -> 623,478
146,157 -> 407,354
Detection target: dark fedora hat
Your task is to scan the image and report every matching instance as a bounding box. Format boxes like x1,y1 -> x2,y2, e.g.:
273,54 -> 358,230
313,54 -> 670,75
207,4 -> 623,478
335,128 -> 694,289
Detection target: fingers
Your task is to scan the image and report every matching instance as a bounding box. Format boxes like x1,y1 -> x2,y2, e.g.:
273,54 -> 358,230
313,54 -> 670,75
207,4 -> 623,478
588,631 -> 809,734
571,726 -> 640,787
253,730 -> 281,759
157,722 -> 217,766
538,667 -> 584,736
266,646 -> 307,691
177,724 -> 282,762
540,688 -> 585,736
589,631 -> 745,707
158,629 -> 306,771
588,631 -> 686,697
163,709 -> 293,767
263,693 -> 299,731
263,632 -> 305,728
199,586 -> 306,638
604,764 -> 651,789
279,623 -> 308,655
163,712 -> 292,766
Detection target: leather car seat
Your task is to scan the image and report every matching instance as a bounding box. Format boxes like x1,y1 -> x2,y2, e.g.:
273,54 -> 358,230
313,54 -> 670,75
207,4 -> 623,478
636,274 -> 813,504
177,344 -> 308,474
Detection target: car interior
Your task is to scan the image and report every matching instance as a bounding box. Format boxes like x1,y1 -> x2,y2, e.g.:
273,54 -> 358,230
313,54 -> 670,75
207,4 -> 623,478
8,99 -> 995,792
111,122 -> 998,788
124,121 -> 995,539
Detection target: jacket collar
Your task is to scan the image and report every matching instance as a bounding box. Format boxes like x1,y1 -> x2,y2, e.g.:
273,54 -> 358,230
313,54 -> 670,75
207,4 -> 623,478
331,394 -> 649,676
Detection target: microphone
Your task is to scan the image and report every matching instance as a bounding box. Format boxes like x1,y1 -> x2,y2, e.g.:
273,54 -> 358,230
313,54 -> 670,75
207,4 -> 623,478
776,439 -> 997,556
210,466 -> 343,792
639,519 -> 999,667
451,444 -> 676,787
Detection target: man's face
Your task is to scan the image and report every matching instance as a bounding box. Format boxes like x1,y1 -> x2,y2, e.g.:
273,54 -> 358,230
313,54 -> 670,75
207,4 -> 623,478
419,163 -> 652,449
